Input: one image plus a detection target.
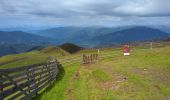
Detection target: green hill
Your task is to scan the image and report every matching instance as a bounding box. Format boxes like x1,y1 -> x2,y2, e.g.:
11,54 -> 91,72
0,42 -> 170,100
59,43 -> 82,54
40,46 -> 70,56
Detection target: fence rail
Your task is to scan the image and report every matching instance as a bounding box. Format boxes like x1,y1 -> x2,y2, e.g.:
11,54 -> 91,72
0,57 -> 59,100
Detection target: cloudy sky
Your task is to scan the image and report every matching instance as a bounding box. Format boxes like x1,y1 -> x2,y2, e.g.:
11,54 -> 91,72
0,0 -> 170,28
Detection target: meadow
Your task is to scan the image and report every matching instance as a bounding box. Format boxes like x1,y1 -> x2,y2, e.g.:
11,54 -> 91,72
0,42 -> 170,100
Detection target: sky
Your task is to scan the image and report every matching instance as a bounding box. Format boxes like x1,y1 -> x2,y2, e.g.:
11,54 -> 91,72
0,0 -> 170,28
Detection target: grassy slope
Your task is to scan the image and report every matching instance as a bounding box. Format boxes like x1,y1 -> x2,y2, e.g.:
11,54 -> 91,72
0,43 -> 170,100
0,46 -> 71,69
62,46 -> 170,100
35,45 -> 170,100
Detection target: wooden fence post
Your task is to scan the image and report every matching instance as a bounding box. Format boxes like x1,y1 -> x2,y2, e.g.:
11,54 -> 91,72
50,57 -> 58,81
87,56 -> 90,64
47,58 -> 51,85
27,68 -> 31,94
90,54 -> 93,64
33,67 -> 38,96
0,73 -> 4,99
82,54 -> 85,64
28,67 -> 37,95
47,57 -> 57,85
85,54 -> 87,64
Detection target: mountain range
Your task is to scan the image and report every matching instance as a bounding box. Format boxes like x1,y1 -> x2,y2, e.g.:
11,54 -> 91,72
36,26 -> 169,47
0,31 -> 57,56
0,26 -> 169,56
0,31 -> 56,45
92,26 -> 169,46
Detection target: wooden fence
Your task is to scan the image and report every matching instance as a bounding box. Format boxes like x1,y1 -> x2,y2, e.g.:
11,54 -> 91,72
82,54 -> 98,64
0,57 -> 59,100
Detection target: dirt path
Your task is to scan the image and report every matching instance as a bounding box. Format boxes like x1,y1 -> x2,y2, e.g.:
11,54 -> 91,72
66,68 -> 80,100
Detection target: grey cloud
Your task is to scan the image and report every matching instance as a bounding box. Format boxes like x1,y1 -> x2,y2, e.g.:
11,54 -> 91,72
0,0 -> 170,27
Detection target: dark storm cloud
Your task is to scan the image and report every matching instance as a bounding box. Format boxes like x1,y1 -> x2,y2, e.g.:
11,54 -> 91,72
0,0 -> 170,27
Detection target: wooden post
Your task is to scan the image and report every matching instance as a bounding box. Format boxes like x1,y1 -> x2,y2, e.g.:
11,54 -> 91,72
93,54 -> 94,60
48,57 -> 57,84
28,67 -> 37,95
53,59 -> 59,78
98,49 -> 100,60
150,42 -> 153,50
90,55 -> 92,64
85,55 -> 87,64
86,55 -> 87,64
87,56 -> 90,64
52,58 -> 58,80
97,54 -> 99,60
32,67 -> 38,95
47,57 -> 52,85
27,68 -> 32,94
91,54 -> 93,64
0,73 -> 3,99
82,54 -> 85,64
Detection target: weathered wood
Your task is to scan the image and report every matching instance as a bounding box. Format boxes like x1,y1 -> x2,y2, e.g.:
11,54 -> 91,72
0,57 -> 59,100
0,74 -> 3,99
82,54 -> 99,64
21,70 -> 56,100
2,71 -> 55,94
2,68 -> 50,88
21,79 -> 49,100
8,70 -> 56,100
1,65 -> 56,85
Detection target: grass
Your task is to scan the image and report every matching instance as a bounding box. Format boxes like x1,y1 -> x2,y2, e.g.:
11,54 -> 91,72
0,43 -> 170,100
0,51 -> 48,69
92,69 -> 110,81
32,63 -> 80,100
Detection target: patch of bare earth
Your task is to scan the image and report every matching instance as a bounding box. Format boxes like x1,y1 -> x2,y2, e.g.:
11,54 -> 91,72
67,69 -> 80,100
132,67 -> 149,76
99,74 -> 127,90
72,71 -> 80,81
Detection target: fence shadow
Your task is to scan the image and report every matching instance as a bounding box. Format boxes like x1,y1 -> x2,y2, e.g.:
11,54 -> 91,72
32,63 -> 65,100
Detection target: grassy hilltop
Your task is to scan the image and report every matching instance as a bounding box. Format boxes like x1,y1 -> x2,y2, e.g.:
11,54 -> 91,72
0,42 -> 170,100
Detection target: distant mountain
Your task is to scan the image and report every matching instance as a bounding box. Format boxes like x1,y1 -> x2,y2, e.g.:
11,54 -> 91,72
0,31 -> 58,56
151,25 -> 170,34
92,26 -> 169,46
0,31 -> 56,45
0,45 -> 17,56
0,44 -> 44,57
37,26 -> 169,46
36,26 -> 132,46
0,26 -> 169,56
